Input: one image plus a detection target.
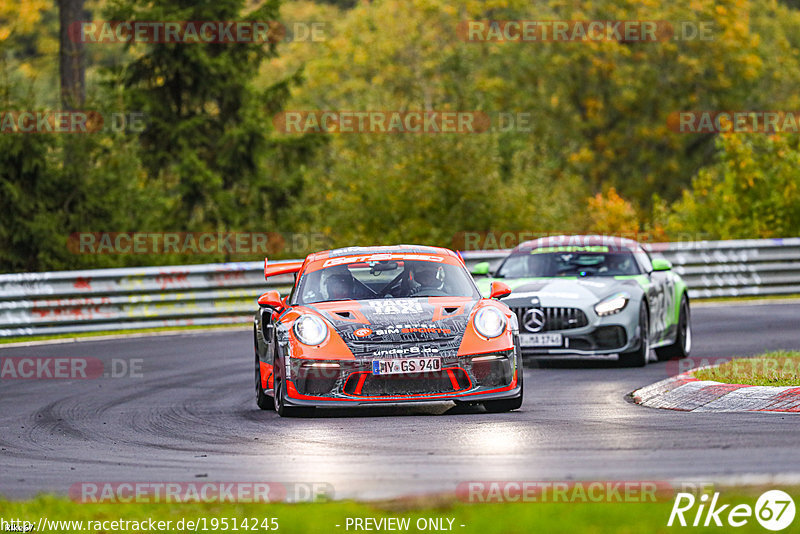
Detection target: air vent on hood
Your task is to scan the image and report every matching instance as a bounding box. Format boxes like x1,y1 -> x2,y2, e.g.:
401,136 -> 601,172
334,311 -> 352,319
443,307 -> 459,314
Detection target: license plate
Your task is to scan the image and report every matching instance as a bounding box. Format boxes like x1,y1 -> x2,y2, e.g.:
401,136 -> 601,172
371,357 -> 442,375
520,333 -> 563,347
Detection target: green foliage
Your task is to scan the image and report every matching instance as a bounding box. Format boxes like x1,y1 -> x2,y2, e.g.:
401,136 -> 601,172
290,132 -> 512,248
0,0 -> 329,272
103,0 -> 282,230
2,0 -> 800,273
663,134 -> 800,239
0,73 -> 165,272
0,113 -> 58,271
284,0 -> 800,247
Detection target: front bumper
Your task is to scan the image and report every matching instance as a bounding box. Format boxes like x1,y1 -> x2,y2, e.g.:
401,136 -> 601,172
282,350 -> 521,407
513,304 -> 642,358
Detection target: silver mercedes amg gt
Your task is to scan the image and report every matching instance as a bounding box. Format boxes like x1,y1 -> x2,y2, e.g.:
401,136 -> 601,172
472,235 -> 691,367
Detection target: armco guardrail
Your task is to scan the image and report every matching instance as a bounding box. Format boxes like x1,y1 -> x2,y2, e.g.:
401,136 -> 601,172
462,237 -> 800,299
0,261 -> 297,337
1,238 -> 799,337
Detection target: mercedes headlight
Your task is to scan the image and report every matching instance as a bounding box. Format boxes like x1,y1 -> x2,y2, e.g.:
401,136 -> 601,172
474,307 -> 507,338
293,314 -> 329,346
594,292 -> 630,317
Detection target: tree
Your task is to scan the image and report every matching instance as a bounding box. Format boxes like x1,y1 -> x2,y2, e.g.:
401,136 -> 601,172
282,0 -> 800,247
587,188 -> 640,236
0,115 -> 57,272
663,134 -> 800,239
58,0 -> 85,109
103,0 -> 313,235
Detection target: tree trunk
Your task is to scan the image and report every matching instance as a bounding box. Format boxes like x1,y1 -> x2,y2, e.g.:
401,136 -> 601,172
58,0 -> 85,110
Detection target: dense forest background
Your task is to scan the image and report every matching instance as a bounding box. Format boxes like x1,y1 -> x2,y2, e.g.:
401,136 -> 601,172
2,0 -> 800,272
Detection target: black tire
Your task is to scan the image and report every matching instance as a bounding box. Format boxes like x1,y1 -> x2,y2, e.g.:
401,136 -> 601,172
254,325 -> 274,411
273,366 -> 315,418
255,354 -> 274,411
656,296 -> 691,361
482,358 -> 524,413
620,302 -> 649,367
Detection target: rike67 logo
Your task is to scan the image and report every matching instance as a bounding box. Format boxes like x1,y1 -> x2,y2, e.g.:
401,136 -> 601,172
668,490 -> 795,531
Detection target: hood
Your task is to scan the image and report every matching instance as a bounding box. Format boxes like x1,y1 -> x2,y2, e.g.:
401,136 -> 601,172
306,297 -> 476,356
496,276 -> 646,307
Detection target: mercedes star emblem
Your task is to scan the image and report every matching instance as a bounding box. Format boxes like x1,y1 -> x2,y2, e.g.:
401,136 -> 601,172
523,308 -> 546,333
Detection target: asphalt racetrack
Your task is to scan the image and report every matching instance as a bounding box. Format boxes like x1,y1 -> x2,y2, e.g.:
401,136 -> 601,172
1,302 -> 799,500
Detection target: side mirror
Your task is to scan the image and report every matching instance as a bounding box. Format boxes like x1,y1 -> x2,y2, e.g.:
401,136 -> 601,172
651,258 -> 672,272
490,281 -> 512,300
471,261 -> 491,276
258,290 -> 283,310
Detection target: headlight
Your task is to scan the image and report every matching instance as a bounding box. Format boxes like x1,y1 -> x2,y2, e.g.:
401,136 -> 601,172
293,315 -> 328,346
474,307 -> 507,338
594,292 -> 630,317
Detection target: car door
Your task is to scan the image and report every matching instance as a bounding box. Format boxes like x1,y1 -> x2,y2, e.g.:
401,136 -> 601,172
636,250 -> 675,343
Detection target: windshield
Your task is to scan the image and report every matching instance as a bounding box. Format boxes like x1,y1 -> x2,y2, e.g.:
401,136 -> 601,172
496,248 -> 641,278
295,259 -> 480,304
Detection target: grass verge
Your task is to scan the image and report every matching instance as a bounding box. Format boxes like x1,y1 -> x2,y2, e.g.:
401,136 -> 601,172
693,350 -> 800,386
693,293 -> 800,304
1,488 -> 796,534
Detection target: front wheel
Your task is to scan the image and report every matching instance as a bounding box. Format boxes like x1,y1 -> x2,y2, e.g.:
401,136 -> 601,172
482,359 -> 524,413
619,303 -> 649,367
656,296 -> 691,361
273,369 -> 315,418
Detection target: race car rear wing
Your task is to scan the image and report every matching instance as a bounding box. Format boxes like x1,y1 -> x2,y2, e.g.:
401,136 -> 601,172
264,258 -> 304,281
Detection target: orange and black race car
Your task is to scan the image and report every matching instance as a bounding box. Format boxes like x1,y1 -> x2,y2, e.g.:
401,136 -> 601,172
254,245 -> 523,417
